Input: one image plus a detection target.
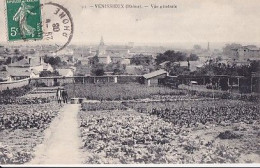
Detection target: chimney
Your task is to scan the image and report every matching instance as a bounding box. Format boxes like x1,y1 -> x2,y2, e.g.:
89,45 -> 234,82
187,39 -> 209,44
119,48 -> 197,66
29,58 -> 31,65
40,56 -> 42,64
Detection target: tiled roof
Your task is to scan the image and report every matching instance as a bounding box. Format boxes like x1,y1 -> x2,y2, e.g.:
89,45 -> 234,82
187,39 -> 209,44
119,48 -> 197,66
7,67 -> 31,76
143,69 -> 167,79
8,58 -> 42,67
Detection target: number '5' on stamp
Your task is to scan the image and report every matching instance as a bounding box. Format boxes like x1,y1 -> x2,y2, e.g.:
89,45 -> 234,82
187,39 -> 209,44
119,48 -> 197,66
6,0 -> 43,41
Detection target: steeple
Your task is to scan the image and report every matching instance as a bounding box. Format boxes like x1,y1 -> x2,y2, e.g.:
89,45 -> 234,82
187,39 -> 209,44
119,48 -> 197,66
100,36 -> 104,46
98,36 -> 106,55
207,42 -> 210,51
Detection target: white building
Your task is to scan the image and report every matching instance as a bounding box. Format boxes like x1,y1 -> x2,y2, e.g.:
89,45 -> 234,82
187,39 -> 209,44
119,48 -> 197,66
56,68 -> 74,77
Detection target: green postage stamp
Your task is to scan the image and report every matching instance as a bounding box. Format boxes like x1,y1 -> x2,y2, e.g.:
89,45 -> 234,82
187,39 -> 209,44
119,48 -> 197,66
6,0 -> 43,41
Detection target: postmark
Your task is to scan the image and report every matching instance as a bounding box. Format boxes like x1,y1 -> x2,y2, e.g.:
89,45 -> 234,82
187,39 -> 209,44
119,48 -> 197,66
5,0 -> 74,52
41,2 -> 74,52
6,0 -> 43,41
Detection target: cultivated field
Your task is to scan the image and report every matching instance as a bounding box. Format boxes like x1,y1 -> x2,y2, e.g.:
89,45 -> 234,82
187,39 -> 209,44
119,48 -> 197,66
65,83 -> 189,100
0,83 -> 259,164
0,87 -> 60,164
79,105 -> 260,164
77,84 -> 260,164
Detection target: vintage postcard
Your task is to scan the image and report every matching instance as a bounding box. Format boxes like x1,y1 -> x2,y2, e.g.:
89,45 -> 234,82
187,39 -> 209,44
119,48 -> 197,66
0,0 -> 259,166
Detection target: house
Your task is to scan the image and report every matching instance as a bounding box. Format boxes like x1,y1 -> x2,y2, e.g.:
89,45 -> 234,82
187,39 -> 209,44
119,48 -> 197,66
8,56 -> 44,72
174,61 -> 204,72
179,61 -> 189,67
231,45 -> 260,61
110,55 -> 123,63
56,68 -> 74,77
0,56 -> 6,64
80,59 -> 89,65
189,61 -> 204,72
98,55 -> 112,64
143,69 -> 168,86
7,68 -> 39,80
121,58 -> 131,65
0,67 -> 11,82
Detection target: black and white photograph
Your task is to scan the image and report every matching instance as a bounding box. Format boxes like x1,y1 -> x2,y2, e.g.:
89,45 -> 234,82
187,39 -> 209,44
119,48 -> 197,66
0,0 -> 259,166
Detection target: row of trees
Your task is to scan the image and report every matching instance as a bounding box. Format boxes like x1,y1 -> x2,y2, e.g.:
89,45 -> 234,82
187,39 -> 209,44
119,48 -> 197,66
0,56 -> 25,65
155,50 -> 199,65
43,56 -> 62,66
195,60 -> 260,77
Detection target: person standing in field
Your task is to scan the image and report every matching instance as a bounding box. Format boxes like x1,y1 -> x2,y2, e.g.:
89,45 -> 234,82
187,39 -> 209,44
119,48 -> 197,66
62,89 -> 68,104
56,87 -> 62,106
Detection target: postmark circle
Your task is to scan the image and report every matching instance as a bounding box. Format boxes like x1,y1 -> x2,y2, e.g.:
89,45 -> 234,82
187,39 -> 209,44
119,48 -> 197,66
41,2 -> 74,53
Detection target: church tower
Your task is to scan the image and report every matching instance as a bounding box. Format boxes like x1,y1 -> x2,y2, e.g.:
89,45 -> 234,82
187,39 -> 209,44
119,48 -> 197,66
98,36 -> 106,55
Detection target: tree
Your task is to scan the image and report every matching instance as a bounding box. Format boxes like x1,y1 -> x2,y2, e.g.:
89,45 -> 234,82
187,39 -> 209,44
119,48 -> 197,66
166,63 -> 190,76
40,70 -> 59,77
14,48 -> 20,55
5,57 -> 12,64
40,71 -> 52,77
189,54 -> 199,61
216,56 -> 222,62
155,50 -> 187,65
113,63 -> 125,75
131,54 -> 153,66
44,56 -> 62,66
91,63 -> 104,76
89,55 -> 99,65
17,56 -> 24,61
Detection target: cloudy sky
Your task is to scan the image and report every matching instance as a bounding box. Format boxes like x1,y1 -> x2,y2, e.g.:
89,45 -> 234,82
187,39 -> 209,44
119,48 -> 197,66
0,0 -> 260,46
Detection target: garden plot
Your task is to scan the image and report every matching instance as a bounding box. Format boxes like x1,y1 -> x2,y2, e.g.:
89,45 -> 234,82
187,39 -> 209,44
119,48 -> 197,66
78,99 -> 260,164
65,83 -> 189,101
0,102 -> 60,164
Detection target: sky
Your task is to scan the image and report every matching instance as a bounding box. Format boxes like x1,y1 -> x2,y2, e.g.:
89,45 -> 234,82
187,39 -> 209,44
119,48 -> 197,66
0,0 -> 260,48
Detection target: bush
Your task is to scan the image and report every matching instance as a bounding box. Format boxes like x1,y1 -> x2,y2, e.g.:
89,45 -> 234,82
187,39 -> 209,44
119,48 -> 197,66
217,131 -> 242,140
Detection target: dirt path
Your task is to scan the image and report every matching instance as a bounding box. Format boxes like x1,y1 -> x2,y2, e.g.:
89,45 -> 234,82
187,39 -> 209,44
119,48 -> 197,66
28,104 -> 83,164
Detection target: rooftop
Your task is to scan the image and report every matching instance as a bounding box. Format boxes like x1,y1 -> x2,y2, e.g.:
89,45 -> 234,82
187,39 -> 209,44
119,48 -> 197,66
143,69 -> 167,79
7,67 -> 31,77
8,57 -> 42,67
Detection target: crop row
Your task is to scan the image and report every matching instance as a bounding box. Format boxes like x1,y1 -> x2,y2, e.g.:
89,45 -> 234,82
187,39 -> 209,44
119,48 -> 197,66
65,83 -> 188,101
124,100 -> 260,127
0,102 -> 60,130
81,102 -> 127,111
